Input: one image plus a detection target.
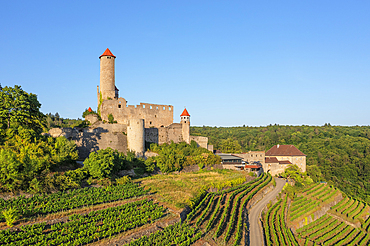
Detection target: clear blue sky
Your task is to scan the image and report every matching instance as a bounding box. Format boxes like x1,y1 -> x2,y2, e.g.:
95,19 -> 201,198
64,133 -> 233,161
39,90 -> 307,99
1,1 -> 369,127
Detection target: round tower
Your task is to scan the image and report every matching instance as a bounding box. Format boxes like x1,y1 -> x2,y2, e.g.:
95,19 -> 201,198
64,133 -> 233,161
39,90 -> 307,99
99,48 -> 116,100
127,119 -> 145,156
181,108 -> 190,144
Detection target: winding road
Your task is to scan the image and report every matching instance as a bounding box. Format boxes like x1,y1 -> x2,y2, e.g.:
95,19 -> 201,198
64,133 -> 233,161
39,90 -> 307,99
248,177 -> 286,246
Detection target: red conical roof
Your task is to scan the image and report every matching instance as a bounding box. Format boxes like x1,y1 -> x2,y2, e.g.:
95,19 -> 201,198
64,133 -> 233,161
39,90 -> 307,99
180,108 -> 190,117
99,48 -> 116,58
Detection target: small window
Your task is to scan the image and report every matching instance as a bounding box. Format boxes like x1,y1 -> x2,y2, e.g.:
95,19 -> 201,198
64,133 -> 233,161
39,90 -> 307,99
156,107 -> 158,110
184,121 -> 187,123
143,105 -> 145,108
150,121 -> 152,125
163,107 -> 165,110
169,107 -> 171,111
150,106 -> 152,109
118,104 -> 121,108
155,115 -> 157,118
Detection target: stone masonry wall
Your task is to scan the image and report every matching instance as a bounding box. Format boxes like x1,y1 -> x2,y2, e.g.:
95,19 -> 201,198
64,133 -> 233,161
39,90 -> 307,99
190,136 -> 208,149
101,98 -> 173,128
48,124 -> 127,160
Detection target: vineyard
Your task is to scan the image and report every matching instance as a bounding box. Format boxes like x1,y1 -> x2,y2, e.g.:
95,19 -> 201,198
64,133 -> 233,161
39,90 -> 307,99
0,169 -> 275,246
187,172 -> 272,245
0,183 -> 146,223
124,172 -> 273,246
263,182 -> 370,246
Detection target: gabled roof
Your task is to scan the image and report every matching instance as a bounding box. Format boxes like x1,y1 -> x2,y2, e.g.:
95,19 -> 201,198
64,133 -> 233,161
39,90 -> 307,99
99,48 -> 116,58
266,145 -> 306,156
278,160 -> 292,165
180,108 -> 190,117
265,157 -> 279,163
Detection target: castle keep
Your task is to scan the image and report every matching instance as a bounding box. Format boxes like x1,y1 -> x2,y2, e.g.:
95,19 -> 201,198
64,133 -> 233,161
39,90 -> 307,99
49,49 -> 211,159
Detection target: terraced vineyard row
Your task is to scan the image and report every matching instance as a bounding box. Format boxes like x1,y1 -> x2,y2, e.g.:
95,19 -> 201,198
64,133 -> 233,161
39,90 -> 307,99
262,195 -> 299,246
296,213 -> 370,246
0,199 -> 164,246
121,173 -> 272,246
124,222 -> 201,246
288,183 -> 340,223
288,183 -> 370,245
185,172 -> 272,245
330,196 -> 370,226
0,183 -> 146,221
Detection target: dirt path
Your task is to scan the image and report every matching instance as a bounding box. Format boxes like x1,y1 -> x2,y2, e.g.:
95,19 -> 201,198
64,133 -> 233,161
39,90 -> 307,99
248,178 -> 286,246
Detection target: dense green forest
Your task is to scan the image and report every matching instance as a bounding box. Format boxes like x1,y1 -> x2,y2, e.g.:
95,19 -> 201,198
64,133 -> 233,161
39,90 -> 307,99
191,125 -> 370,203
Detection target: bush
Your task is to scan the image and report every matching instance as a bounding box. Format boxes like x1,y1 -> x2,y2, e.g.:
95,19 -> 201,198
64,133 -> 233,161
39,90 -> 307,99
83,148 -> 127,179
116,176 -> 131,185
82,108 -> 98,118
144,157 -> 156,172
2,207 -> 18,227
108,114 -> 117,124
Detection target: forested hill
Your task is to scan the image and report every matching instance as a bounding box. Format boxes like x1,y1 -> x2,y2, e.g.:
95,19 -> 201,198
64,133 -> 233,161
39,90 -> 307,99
191,125 -> 370,203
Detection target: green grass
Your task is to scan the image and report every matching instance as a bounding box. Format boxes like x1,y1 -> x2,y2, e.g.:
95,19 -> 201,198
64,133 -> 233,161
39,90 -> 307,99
136,169 -> 248,209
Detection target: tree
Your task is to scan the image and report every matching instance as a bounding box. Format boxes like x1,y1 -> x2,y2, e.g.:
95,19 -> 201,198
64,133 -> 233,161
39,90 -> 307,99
83,148 -> 127,179
220,138 -> 242,153
0,85 -> 45,134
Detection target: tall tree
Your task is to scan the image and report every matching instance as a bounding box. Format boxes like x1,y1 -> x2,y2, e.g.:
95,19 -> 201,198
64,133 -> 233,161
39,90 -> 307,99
0,85 -> 45,133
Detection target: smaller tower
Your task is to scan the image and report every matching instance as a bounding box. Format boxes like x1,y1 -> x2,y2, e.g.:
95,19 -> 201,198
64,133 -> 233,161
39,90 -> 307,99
127,119 -> 145,157
181,108 -> 190,144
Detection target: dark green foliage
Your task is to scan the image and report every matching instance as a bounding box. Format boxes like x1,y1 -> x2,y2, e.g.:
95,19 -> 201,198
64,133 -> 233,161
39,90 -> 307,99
83,148 -> 146,179
0,133 -> 80,193
45,112 -> 88,130
0,85 -> 46,135
149,141 -> 221,173
191,125 -> 370,203
83,148 -> 128,179
82,108 -> 98,118
108,113 -> 117,124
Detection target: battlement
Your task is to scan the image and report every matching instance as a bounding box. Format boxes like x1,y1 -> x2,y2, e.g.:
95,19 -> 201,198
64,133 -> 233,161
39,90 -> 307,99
101,98 -> 174,128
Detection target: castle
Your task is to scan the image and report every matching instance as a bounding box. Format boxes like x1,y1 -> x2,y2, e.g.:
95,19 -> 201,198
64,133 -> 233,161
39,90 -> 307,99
48,49 -> 211,159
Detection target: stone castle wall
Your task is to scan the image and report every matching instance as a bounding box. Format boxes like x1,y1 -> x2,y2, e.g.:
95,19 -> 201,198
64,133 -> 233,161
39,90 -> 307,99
158,123 -> 183,144
47,124 -> 128,159
190,136 -> 208,149
101,98 -> 173,128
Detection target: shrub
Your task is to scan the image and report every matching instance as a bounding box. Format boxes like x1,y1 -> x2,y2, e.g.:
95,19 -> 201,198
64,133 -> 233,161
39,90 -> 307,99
116,176 -> 131,185
83,148 -> 127,179
2,207 -> 18,227
108,114 -> 117,124
82,108 -> 98,118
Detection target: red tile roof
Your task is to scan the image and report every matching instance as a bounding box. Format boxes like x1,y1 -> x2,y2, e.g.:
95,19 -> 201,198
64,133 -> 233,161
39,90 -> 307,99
245,165 -> 261,169
278,160 -> 292,165
265,157 -> 279,163
266,145 -> 306,156
180,108 -> 190,116
99,48 -> 116,58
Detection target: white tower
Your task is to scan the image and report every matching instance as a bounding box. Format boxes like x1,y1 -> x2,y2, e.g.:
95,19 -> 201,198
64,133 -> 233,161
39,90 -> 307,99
181,108 -> 190,144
